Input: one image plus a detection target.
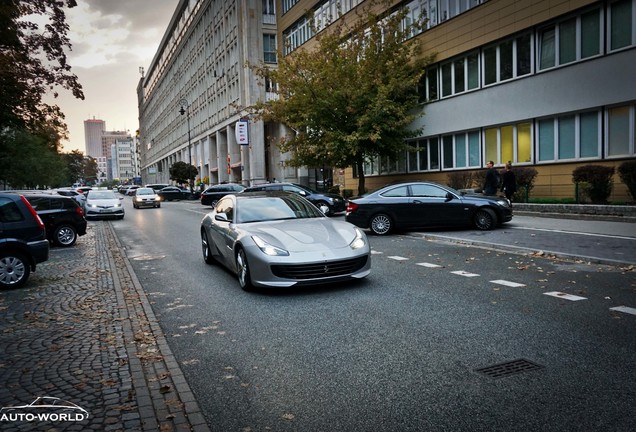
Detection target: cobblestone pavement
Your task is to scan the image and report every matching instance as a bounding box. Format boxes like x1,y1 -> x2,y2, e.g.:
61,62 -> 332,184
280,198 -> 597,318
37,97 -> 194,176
0,222 -> 210,432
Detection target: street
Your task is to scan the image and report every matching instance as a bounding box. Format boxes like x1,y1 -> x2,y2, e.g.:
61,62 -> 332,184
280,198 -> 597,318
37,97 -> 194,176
112,197 -> 636,432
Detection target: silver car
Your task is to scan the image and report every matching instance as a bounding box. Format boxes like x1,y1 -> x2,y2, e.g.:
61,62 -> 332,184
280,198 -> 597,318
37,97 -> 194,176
84,190 -> 124,219
200,191 -> 371,291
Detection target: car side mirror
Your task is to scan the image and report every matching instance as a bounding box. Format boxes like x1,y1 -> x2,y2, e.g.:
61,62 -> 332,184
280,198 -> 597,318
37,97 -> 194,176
445,192 -> 454,202
215,213 -> 229,222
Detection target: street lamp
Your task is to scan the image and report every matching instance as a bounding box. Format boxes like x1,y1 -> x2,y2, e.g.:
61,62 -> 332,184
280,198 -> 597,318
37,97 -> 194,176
179,98 -> 193,193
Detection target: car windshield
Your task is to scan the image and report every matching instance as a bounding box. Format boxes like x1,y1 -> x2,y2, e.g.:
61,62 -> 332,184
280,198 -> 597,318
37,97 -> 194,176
87,191 -> 117,200
236,196 -> 324,223
136,188 -> 155,195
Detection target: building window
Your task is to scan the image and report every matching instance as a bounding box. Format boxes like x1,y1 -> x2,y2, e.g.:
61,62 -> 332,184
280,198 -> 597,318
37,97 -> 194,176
484,33 -> 532,86
440,131 -> 480,169
440,51 -> 479,97
263,34 -> 277,63
610,0 -> 634,50
538,8 -> 602,70
484,122 -> 532,165
538,111 -> 602,161
607,105 -> 634,157
418,66 -> 438,102
408,137 -> 440,172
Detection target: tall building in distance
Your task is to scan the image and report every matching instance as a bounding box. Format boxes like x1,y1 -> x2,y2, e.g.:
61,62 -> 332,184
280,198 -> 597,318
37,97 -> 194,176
83,118 -> 105,158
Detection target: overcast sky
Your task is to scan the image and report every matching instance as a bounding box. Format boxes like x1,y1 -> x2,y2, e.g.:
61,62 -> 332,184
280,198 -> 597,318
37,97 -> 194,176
52,0 -> 177,153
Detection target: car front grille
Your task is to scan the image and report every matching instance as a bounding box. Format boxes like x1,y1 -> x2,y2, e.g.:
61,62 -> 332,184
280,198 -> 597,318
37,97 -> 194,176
271,256 -> 368,280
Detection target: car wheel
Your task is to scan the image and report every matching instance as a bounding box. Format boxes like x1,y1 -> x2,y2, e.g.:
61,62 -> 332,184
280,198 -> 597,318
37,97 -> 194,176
210,199 -> 218,207
316,201 -> 332,216
0,252 -> 30,289
474,208 -> 497,230
236,248 -> 254,291
370,213 -> 392,235
54,224 -> 77,247
201,230 -> 214,264
156,203 -> 161,208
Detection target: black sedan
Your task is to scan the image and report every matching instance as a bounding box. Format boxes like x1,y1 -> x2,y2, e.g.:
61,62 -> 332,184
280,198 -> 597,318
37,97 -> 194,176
243,182 -> 346,216
157,186 -> 188,201
200,183 -> 245,206
345,181 -> 512,235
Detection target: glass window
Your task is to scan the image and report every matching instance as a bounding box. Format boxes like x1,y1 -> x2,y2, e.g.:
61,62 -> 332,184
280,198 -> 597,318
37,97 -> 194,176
419,142 -> 429,171
539,119 -> 555,161
411,184 -> 447,198
0,199 -> 24,223
499,40 -> 513,81
581,9 -> 600,58
443,135 -> 454,168
263,34 -> 277,63
539,27 -> 556,69
468,132 -> 480,167
517,123 -> 532,163
516,34 -> 532,76
455,134 -> 467,167
467,52 -> 479,89
484,46 -> 497,85
580,111 -> 600,158
501,125 -> 514,164
441,63 -> 452,97
559,18 -> 577,64
608,106 -> 631,156
484,128 -> 498,163
430,137 -> 440,170
558,115 -> 576,159
454,58 -> 465,93
382,185 -> 409,197
610,0 -> 633,50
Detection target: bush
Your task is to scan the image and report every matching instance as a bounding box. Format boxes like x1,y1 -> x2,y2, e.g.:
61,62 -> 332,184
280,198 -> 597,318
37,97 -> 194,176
572,165 -> 615,204
618,160 -> 636,202
342,189 -> 354,199
512,166 -> 538,202
446,171 -> 474,190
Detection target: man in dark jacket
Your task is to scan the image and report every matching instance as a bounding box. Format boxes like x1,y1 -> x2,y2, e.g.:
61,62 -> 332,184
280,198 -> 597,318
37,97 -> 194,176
483,161 -> 499,195
500,163 -> 517,203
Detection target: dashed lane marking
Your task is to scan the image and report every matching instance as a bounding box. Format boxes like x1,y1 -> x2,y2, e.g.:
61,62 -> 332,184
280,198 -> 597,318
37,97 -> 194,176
416,262 -> 442,268
609,306 -> 636,316
490,280 -> 526,288
543,291 -> 587,301
450,270 -> 480,277
388,256 -> 409,261
371,250 -> 384,255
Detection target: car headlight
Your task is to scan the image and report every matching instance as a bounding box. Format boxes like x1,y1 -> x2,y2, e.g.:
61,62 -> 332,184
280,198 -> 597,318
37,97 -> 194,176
114,202 -> 122,208
349,228 -> 367,250
155,196 -> 161,201
135,196 -> 143,202
496,198 -> 511,208
87,203 -> 98,208
252,235 -> 289,256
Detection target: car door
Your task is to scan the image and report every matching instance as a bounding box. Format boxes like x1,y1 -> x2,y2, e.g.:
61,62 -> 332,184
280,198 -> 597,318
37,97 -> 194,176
208,197 -> 235,265
408,184 -> 463,227
376,185 -> 413,227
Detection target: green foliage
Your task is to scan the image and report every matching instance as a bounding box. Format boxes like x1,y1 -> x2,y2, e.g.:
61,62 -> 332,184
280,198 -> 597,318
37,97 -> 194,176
252,0 -> 434,194
169,161 -> 198,187
572,165 -> 615,204
512,166 -> 538,202
617,160 -> 636,202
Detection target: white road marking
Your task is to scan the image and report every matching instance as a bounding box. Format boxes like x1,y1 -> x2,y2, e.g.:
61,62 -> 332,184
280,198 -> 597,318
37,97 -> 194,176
513,226 -> 636,241
417,262 -> 442,268
388,256 -> 409,261
543,291 -> 587,301
371,250 -> 383,255
450,270 -> 479,277
490,280 -> 526,287
610,306 -> 636,316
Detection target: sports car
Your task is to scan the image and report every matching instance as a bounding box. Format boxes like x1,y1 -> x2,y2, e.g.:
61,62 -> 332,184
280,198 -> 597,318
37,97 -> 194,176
200,191 -> 371,290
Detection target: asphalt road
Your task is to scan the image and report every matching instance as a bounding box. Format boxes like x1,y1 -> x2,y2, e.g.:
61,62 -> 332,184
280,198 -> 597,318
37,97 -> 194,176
111,197 -> 636,432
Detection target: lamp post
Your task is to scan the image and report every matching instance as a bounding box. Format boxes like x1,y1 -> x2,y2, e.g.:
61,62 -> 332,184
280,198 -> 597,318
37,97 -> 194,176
179,98 -> 193,193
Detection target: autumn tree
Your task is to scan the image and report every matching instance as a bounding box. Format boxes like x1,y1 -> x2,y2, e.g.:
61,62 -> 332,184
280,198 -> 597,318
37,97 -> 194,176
252,1 -> 433,194
169,161 -> 198,191
0,0 -> 84,187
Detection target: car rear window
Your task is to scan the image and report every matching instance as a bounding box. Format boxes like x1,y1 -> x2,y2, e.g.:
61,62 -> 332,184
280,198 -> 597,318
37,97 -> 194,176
0,198 -> 24,223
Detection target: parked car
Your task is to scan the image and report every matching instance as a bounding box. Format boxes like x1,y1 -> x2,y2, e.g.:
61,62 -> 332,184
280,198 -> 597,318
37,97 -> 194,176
145,183 -> 170,192
75,186 -> 92,195
21,193 -> 88,247
345,181 -> 513,235
157,186 -> 188,201
84,190 -> 125,220
125,185 -> 141,196
0,193 -> 50,288
243,182 -> 346,216
132,187 -> 161,209
54,188 -> 86,209
200,191 -> 371,291
200,183 -> 245,206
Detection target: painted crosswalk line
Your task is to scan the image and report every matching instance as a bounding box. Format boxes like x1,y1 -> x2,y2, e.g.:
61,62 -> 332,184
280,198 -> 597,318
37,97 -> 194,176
416,262 -> 442,268
609,306 -> 636,316
371,250 -> 383,255
543,291 -> 587,301
450,270 -> 480,277
490,280 -> 526,288
388,256 -> 409,261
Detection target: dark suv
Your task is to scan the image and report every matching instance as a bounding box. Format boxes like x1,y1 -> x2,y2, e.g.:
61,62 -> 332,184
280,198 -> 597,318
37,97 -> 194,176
243,182 -> 346,216
21,193 -> 88,247
0,193 -> 50,288
200,183 -> 245,206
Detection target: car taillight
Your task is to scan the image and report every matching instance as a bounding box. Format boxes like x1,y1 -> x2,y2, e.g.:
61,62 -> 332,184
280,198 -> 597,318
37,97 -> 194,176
76,206 -> 84,217
20,195 -> 46,231
346,201 -> 359,214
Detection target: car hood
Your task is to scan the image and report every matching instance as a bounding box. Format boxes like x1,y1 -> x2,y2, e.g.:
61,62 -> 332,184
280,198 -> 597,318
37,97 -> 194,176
86,199 -> 120,206
244,218 -> 358,252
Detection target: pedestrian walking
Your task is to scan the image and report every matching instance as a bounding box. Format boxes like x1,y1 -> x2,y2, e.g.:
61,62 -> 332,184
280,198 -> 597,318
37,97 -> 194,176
500,163 -> 517,204
483,161 -> 499,195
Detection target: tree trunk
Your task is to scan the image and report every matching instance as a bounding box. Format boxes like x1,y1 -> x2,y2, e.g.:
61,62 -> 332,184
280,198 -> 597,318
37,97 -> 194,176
355,156 -> 366,196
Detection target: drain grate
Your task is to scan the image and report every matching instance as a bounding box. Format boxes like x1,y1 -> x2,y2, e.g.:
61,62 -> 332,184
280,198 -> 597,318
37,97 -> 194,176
474,358 -> 544,379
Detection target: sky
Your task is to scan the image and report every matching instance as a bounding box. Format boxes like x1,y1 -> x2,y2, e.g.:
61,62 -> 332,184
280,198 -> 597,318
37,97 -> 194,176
50,0 -> 178,153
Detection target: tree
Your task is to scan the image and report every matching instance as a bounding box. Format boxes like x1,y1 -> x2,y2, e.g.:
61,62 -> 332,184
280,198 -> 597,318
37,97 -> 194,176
0,0 -> 84,136
169,161 -> 198,188
252,0 -> 433,194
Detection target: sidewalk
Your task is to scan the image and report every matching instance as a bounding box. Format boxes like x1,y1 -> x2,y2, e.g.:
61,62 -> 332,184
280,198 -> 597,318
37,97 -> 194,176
0,222 -> 210,432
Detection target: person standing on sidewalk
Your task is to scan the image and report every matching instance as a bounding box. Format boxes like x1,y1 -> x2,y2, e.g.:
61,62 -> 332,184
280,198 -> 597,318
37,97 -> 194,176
500,162 -> 517,204
483,161 -> 499,195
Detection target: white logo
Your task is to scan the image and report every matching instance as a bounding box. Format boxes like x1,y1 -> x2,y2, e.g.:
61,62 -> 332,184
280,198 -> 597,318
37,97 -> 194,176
0,397 -> 89,423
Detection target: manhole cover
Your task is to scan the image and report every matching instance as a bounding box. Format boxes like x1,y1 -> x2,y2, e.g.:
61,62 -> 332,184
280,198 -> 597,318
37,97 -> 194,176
474,358 -> 544,379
